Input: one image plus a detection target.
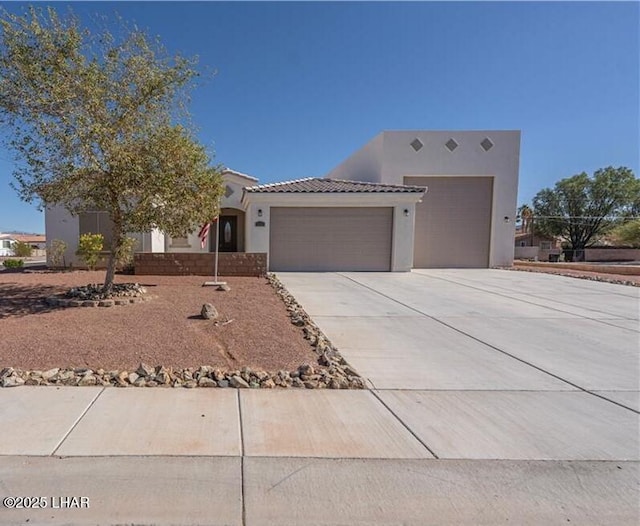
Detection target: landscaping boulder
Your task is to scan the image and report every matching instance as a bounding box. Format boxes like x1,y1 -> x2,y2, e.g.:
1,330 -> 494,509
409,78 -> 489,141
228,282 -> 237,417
201,303 -> 219,320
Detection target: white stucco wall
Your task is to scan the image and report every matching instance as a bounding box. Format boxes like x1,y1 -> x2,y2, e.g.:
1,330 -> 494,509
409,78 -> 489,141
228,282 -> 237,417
242,193 -> 422,271
164,171 -> 256,253
328,130 -> 520,267
45,205 -> 80,266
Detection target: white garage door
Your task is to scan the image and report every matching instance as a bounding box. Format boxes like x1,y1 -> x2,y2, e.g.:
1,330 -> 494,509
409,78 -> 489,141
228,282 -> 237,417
405,176 -> 493,268
269,207 -> 393,271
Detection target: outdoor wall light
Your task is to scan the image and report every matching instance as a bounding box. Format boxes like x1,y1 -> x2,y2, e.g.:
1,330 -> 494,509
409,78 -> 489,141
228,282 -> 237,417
257,209 -> 263,217
504,216 -> 511,223
403,209 -> 409,217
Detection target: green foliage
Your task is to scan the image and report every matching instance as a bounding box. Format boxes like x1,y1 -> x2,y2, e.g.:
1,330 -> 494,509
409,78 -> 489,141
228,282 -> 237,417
532,167 -> 639,250
2,258 -> 24,268
0,6 -> 223,290
12,240 -> 32,257
113,236 -> 137,269
76,233 -> 104,270
48,238 -> 67,267
609,219 -> 640,248
517,204 -> 533,233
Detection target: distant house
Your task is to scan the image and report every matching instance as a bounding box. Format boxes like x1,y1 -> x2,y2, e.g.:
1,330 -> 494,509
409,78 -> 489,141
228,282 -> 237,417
0,234 -> 15,256
13,234 -> 46,250
0,233 -> 46,256
514,231 -> 560,250
514,229 -> 562,261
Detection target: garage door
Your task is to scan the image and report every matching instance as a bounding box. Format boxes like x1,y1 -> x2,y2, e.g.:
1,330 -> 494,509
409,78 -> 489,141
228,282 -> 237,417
405,177 -> 493,268
269,207 -> 393,271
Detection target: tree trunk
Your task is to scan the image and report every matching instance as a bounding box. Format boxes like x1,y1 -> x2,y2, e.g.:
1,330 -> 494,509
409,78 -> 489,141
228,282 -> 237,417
103,250 -> 117,293
103,221 -> 124,293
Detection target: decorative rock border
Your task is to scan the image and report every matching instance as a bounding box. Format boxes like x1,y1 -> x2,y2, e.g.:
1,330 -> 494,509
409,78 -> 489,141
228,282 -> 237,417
45,283 -> 150,308
0,361 -> 364,389
503,266 -> 640,287
1,273 -> 366,389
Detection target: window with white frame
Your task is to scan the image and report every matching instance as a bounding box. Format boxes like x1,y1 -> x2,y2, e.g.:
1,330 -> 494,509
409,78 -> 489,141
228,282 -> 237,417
540,241 -> 552,250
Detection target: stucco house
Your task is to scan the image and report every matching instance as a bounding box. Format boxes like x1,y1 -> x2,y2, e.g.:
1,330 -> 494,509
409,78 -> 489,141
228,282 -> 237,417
45,130 -> 521,271
0,233 -> 46,256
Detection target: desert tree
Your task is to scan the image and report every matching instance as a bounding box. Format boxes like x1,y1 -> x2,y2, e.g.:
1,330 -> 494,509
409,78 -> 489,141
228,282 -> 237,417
532,167 -> 638,254
0,6 -> 223,291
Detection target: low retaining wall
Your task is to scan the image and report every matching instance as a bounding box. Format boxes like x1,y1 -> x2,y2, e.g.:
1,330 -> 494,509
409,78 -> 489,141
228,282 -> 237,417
516,247 -> 640,263
513,260 -> 640,276
584,248 -> 640,262
134,252 -> 267,277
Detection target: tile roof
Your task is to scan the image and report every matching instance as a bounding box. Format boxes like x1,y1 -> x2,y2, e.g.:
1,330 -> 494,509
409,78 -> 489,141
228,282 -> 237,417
13,234 -> 46,243
244,177 -> 426,194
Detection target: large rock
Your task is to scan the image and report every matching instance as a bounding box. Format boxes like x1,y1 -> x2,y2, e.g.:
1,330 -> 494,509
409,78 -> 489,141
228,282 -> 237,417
230,375 -> 249,388
136,362 -> 155,377
201,303 -> 219,320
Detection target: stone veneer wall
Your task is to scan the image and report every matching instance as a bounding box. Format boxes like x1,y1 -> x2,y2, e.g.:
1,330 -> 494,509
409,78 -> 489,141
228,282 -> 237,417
134,253 -> 267,277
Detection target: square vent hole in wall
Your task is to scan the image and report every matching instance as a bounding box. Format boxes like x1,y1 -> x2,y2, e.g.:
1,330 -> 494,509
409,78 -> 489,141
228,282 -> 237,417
445,138 -> 458,152
481,138 -> 494,151
410,138 -> 424,152
224,185 -> 234,198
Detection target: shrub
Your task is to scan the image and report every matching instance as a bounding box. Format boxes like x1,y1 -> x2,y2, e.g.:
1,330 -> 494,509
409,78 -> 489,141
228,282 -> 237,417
12,240 -> 32,257
48,239 -> 67,268
610,220 -> 640,248
2,258 -> 24,269
76,233 -> 104,270
114,236 -> 138,270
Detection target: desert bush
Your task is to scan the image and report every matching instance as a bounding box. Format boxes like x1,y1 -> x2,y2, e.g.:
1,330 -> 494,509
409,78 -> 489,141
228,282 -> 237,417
2,258 -> 24,268
12,240 -> 32,257
114,236 -> 138,270
48,238 -> 67,267
76,233 -> 104,270
610,219 -> 640,248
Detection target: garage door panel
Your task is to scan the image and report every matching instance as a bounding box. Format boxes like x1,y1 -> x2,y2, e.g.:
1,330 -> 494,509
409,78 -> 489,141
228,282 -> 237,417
270,207 -> 392,271
405,177 -> 493,268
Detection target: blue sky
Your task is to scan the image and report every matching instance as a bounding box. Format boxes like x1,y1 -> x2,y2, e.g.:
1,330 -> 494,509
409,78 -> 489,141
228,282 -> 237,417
0,1 -> 638,233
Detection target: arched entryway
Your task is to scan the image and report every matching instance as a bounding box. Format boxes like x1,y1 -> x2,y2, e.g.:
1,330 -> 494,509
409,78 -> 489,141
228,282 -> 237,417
210,208 -> 246,252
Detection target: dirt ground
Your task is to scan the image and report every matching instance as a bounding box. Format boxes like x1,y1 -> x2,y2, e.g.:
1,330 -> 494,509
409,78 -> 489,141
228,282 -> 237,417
511,265 -> 640,285
0,270 -> 319,371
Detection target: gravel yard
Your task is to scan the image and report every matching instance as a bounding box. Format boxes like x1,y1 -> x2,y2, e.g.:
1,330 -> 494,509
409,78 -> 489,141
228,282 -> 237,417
0,270 -> 319,372
510,265 -> 640,286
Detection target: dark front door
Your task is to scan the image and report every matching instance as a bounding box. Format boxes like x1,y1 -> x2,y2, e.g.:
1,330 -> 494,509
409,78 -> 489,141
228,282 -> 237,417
217,216 -> 238,252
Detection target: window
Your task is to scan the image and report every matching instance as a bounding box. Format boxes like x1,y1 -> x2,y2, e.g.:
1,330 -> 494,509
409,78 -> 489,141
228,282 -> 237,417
1,240 -> 11,249
540,241 -> 552,250
79,211 -> 114,248
170,236 -> 190,248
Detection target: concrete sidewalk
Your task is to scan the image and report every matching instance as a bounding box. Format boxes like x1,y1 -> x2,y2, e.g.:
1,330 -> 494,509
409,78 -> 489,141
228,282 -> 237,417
1,269 -> 638,524
1,386 -> 638,525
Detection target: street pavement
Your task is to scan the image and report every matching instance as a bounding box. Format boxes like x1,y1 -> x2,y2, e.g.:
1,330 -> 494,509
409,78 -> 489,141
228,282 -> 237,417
0,269 -> 638,525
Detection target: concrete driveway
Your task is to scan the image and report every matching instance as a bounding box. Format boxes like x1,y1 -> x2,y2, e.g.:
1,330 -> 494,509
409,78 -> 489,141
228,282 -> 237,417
278,269 -> 639,461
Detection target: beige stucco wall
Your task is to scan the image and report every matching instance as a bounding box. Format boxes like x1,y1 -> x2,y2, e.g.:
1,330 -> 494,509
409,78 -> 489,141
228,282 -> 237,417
327,131 -> 521,267
242,193 -> 422,271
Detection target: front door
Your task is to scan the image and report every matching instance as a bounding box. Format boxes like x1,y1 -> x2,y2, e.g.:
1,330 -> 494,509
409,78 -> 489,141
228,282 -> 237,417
217,216 -> 237,252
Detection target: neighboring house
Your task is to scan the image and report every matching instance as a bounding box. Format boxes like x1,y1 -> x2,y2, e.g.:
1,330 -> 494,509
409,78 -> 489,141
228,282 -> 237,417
0,233 -> 47,257
45,130 -> 521,271
0,234 -> 15,256
13,234 -> 47,250
514,230 -> 562,261
514,232 -> 560,250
